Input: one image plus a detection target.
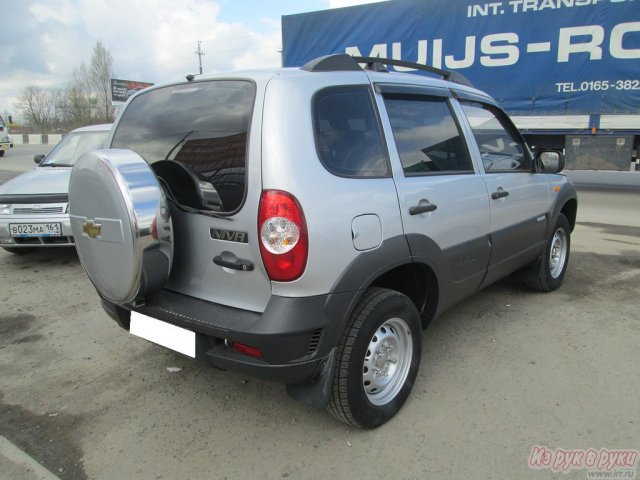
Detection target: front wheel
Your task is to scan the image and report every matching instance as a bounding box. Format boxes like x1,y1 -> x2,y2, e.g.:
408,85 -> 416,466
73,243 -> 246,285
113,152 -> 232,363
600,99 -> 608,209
327,288 -> 422,429
526,213 -> 571,292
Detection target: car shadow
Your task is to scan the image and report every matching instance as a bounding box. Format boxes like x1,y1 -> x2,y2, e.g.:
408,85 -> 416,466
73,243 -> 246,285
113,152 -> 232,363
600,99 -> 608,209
1,246 -> 80,267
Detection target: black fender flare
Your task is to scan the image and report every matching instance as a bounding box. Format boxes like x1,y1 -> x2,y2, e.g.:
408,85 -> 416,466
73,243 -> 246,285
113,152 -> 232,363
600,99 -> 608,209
546,181 -> 578,237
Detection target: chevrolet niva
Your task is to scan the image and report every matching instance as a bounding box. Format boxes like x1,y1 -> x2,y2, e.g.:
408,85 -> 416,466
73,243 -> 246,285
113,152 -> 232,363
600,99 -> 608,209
68,55 -> 577,428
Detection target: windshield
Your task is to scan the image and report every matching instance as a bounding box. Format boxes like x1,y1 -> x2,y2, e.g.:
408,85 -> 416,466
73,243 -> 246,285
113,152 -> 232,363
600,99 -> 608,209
42,130 -> 110,166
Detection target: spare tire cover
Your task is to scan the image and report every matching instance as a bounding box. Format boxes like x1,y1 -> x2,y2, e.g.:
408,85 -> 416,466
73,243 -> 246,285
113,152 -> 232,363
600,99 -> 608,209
69,149 -> 173,304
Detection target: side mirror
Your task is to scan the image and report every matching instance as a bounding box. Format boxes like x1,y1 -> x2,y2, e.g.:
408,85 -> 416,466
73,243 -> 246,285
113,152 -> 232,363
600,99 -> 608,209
34,154 -> 45,164
537,150 -> 564,173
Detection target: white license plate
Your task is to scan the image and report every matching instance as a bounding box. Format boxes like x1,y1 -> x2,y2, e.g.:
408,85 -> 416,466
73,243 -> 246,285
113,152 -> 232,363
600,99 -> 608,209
10,222 -> 62,237
130,312 -> 196,358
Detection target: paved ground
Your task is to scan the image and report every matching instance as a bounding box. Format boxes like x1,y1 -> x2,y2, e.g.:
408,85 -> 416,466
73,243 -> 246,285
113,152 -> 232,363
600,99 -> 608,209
0,145 -> 51,185
565,169 -> 640,190
0,145 -> 52,173
0,145 -> 638,479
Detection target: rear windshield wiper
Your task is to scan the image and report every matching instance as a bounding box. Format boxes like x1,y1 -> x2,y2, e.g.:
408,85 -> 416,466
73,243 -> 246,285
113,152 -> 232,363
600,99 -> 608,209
164,130 -> 196,160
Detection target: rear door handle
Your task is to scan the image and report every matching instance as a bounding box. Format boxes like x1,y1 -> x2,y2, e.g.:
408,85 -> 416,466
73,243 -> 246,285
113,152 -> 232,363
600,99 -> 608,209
409,203 -> 438,215
213,255 -> 254,271
491,189 -> 509,200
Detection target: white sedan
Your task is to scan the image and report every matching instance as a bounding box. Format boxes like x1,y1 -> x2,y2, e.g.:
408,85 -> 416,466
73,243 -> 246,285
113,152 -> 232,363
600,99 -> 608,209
0,124 -> 112,253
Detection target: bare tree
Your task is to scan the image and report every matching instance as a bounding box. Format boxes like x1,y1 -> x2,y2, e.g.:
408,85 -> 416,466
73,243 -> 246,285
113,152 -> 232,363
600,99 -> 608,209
90,41 -> 114,123
63,63 -> 94,128
15,41 -> 115,132
16,86 -> 58,133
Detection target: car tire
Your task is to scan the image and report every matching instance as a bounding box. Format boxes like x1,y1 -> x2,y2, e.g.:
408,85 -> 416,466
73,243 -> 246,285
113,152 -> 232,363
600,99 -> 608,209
526,213 -> 571,292
327,287 -> 422,429
0,150 -> 4,157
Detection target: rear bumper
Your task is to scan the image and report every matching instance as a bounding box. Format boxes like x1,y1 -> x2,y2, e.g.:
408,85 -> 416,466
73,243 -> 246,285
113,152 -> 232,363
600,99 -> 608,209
101,287 -> 357,384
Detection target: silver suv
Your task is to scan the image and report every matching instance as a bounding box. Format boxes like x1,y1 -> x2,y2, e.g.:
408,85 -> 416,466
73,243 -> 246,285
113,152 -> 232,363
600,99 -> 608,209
68,55 -> 577,429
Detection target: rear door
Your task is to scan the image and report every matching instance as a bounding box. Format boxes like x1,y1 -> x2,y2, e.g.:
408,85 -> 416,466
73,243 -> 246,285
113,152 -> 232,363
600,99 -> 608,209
375,85 -> 491,309
456,96 -> 549,285
111,77 -> 273,312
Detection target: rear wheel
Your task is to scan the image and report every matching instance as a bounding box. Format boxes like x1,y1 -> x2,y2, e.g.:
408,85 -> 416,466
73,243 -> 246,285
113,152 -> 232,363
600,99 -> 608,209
526,213 -> 571,292
327,288 -> 422,429
0,150 -> 5,157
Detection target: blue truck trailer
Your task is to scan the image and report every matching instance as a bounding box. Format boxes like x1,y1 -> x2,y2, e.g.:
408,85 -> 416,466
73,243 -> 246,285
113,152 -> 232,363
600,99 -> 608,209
282,0 -> 640,170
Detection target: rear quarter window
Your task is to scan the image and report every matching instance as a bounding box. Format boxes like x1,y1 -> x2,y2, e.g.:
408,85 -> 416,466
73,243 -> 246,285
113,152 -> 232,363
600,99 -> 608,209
313,86 -> 389,178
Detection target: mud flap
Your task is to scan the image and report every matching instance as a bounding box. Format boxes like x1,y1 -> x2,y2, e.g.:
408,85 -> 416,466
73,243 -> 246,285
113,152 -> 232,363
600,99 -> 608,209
286,347 -> 337,409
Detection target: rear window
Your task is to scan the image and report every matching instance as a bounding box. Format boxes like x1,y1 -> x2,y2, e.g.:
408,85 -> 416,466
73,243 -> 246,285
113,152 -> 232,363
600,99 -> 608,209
313,86 -> 389,177
111,80 -> 255,213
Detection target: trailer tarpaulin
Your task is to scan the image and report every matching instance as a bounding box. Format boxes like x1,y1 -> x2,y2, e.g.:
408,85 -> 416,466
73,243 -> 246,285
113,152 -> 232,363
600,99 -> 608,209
282,0 -> 640,115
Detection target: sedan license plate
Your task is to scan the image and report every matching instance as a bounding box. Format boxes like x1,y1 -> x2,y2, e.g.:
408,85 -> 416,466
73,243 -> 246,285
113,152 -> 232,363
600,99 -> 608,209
10,222 -> 62,237
130,312 -> 196,358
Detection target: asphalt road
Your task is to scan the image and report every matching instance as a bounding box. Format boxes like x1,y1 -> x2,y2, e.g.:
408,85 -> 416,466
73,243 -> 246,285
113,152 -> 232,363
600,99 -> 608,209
0,144 -> 52,172
0,145 -> 639,479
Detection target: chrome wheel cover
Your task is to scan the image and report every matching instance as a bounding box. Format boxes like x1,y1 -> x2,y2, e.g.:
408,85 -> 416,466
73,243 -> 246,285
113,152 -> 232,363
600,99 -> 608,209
549,228 -> 568,279
69,149 -> 173,304
362,317 -> 413,406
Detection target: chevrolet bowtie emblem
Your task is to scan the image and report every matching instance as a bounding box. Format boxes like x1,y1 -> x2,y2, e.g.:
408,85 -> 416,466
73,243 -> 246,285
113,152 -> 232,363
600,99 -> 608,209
83,221 -> 102,239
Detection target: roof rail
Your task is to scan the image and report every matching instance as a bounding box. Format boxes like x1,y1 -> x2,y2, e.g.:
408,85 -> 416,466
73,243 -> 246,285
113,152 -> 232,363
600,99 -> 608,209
300,54 -> 362,72
353,56 -> 474,87
300,54 -> 474,87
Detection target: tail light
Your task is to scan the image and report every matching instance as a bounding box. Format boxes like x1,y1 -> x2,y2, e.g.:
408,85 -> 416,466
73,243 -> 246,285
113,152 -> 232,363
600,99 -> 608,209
258,190 -> 308,282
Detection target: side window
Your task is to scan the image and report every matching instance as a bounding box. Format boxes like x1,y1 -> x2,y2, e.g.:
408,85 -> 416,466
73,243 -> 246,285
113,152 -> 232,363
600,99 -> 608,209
460,101 -> 530,173
382,95 -> 473,175
314,86 -> 389,177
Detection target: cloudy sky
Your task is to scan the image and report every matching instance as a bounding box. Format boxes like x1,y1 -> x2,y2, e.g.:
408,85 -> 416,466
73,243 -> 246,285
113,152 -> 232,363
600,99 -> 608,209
0,0 -> 386,119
